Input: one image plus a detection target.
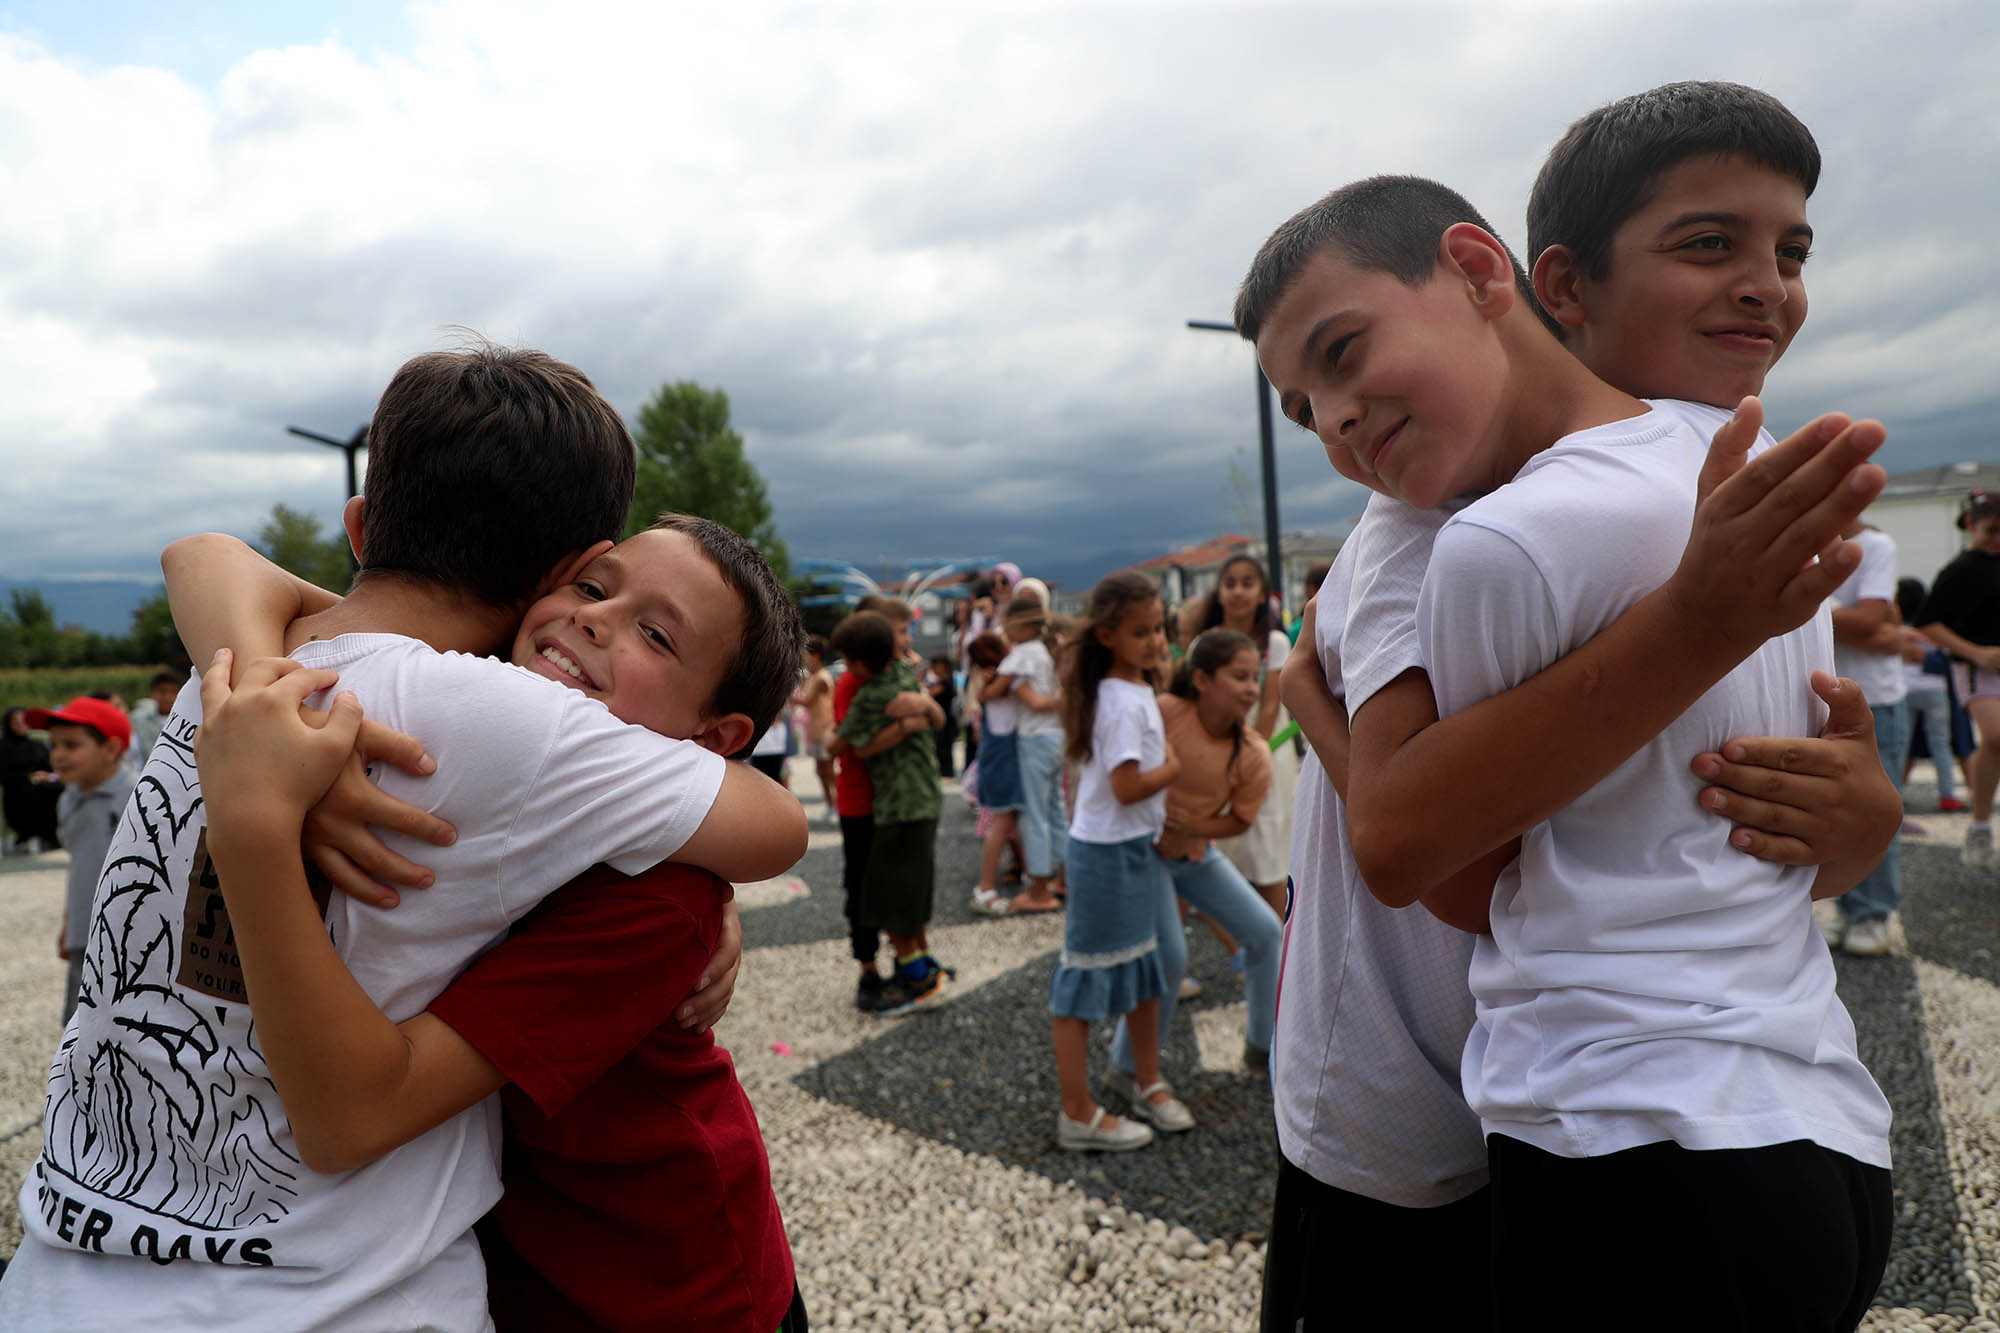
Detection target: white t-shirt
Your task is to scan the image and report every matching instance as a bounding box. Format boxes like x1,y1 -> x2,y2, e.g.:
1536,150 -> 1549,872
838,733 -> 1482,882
1272,511 -> 1488,1208
1068,677 -> 1166,844
1830,528 -> 1908,708
1419,401 -> 1891,1169
998,639 -> 1062,738
5,635 -> 727,1332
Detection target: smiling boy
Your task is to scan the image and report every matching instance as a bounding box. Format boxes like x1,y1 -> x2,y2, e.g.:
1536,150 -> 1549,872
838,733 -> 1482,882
1247,165 -> 1894,1326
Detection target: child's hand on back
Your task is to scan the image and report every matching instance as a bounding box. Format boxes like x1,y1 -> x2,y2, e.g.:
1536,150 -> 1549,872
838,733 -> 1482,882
301,716 -> 457,911
1688,672 -> 1900,873
1667,399 -> 1888,655
197,651 -> 363,845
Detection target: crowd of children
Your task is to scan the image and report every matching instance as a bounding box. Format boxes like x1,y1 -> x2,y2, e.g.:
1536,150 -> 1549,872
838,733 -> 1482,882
3,73 -> 1991,1333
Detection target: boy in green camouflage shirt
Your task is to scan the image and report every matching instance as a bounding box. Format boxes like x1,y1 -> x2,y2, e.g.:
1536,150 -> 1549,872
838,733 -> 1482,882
833,611 -> 949,1013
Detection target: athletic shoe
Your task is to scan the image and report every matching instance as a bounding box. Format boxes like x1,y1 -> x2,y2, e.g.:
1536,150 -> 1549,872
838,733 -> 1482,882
879,957 -> 952,1015
1964,825 -> 1997,868
1818,915 -> 1846,949
1057,1107 -> 1153,1153
1177,975 -> 1203,1000
1841,916 -> 1892,958
854,971 -> 887,1013
1940,797 -> 1969,813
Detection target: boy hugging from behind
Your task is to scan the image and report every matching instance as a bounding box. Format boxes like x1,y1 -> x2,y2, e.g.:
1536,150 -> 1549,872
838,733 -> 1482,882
1245,111 -> 1895,1333
831,610 -> 949,1016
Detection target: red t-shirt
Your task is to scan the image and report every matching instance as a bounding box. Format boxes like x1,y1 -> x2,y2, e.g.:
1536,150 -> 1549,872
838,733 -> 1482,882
833,669 -> 875,817
428,863 -> 794,1333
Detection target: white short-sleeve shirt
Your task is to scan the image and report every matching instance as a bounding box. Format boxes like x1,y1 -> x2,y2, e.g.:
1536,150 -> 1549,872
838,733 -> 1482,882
998,639 -> 1062,738
1068,677 -> 1166,844
1831,528 -> 1907,708
1418,402 -> 1892,1168
6,635 -> 728,1332
1272,520 -> 1488,1208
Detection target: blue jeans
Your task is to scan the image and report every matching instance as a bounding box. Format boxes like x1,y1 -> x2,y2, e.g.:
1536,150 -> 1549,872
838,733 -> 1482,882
1905,689 -> 1956,802
1842,701 -> 1910,923
1016,730 -> 1067,879
1110,844 -> 1283,1074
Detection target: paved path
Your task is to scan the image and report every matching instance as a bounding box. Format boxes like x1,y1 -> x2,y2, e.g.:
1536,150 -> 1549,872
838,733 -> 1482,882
0,761 -> 1994,1329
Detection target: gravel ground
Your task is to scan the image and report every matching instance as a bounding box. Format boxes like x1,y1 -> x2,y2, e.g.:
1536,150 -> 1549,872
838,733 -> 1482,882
0,758 -> 1994,1330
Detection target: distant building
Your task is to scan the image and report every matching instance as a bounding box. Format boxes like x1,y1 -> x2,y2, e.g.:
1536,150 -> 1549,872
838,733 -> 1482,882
1866,460 -> 2000,589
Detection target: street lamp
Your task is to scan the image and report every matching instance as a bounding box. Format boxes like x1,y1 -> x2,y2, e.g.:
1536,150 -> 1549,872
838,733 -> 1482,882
1186,319 -> 1282,611
287,424 -> 368,571
287,425 -> 369,504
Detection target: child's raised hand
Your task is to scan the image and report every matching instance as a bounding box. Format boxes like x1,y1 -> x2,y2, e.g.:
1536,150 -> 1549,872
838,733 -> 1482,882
301,717 -> 456,912
1667,400 -> 1888,654
1689,672 -> 1900,873
197,650 -> 362,841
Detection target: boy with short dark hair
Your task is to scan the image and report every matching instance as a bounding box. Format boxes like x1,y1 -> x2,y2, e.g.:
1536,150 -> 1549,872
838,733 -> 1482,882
24,697 -> 135,1022
128,672 -> 181,760
1247,162 -> 1894,1327
0,345 -> 808,1331
832,610 -> 949,1014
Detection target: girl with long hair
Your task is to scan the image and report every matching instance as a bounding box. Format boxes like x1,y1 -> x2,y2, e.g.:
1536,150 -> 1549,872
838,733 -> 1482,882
1194,554 -> 1296,916
1046,572 -> 1185,1151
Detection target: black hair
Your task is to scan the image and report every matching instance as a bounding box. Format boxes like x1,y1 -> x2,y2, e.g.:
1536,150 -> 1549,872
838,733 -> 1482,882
1062,571 -> 1161,765
1527,82 -> 1820,286
805,634 -> 830,662
1303,561 -> 1332,597
1958,488 -> 2000,531
149,671 -> 180,690
1234,175 -> 1553,342
831,611 -> 896,673
1897,577 -> 1929,624
640,514 -> 804,760
358,339 -> 636,608
1197,554 -> 1278,652
1168,628 -> 1259,782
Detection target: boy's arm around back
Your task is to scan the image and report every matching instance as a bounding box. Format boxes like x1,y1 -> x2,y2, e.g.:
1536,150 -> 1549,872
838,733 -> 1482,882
164,534 -> 341,673
1346,405 -> 1887,906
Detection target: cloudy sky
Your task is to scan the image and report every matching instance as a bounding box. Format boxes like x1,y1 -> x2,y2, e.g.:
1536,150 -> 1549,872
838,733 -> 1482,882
1,0 -> 1994,597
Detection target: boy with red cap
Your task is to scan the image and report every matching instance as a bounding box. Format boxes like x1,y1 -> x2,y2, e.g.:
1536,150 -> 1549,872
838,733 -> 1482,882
23,697 -> 134,1021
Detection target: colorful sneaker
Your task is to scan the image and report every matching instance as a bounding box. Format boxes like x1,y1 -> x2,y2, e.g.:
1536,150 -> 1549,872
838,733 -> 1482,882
1841,916 -> 1892,958
1939,796 -> 1969,813
1964,824 -> 1997,868
880,957 -> 952,1015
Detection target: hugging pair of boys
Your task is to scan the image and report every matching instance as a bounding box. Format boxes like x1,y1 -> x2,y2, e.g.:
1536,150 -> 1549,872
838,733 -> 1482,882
1256,84 -> 1902,1331
1,347 -> 812,1332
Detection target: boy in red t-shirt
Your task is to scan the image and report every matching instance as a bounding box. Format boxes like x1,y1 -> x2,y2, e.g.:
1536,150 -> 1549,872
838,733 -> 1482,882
192,515 -> 809,1332
837,594 -> 942,1011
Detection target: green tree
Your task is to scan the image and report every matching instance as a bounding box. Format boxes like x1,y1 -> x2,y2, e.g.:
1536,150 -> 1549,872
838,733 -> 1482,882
626,381 -> 790,582
127,589 -> 183,668
256,504 -> 353,595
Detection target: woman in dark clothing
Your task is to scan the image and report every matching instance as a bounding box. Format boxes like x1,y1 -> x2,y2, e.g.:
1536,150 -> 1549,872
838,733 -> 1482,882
2,708 -> 62,850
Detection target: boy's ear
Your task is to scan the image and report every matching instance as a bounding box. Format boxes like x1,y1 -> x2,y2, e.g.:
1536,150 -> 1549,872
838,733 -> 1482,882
536,541 -> 616,598
693,712 -> 758,759
1531,244 -> 1590,331
342,496 -> 367,562
1439,223 -> 1516,322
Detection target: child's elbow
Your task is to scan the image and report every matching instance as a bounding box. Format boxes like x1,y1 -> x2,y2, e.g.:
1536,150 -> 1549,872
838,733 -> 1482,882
1347,812 -> 1426,909
160,532 -> 246,575
293,1121 -> 386,1176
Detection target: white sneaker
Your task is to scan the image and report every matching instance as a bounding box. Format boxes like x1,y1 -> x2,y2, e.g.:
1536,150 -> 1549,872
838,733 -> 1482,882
1818,915 -> 1846,949
1964,825 -> 1996,868
1841,916 -> 1892,958
1057,1106 -> 1153,1152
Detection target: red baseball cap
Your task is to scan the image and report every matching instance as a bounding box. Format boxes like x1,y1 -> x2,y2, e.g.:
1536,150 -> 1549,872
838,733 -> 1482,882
23,697 -> 133,749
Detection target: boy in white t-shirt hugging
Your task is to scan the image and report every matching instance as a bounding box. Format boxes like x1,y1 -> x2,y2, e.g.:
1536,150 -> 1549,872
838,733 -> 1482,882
1244,164 -> 1895,1327
0,345 -> 807,1331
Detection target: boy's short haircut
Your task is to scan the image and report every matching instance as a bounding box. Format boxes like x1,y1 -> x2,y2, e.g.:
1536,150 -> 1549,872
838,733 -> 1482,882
966,631 -> 1009,671
805,634 -> 829,661
1527,81 -> 1820,284
360,340 -> 637,608
643,514 -> 805,756
1234,175 -> 1551,341
832,612 -> 896,673
854,593 -> 912,624
149,670 -> 180,690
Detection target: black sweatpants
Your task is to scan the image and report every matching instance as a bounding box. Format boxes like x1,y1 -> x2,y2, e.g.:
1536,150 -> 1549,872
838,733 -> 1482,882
1487,1134 -> 1892,1333
1260,1154 -> 1494,1332
838,813 -> 879,965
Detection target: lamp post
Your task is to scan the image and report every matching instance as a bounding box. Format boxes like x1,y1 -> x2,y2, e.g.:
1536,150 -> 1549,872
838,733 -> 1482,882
1187,319 -> 1282,611
287,425 -> 368,570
